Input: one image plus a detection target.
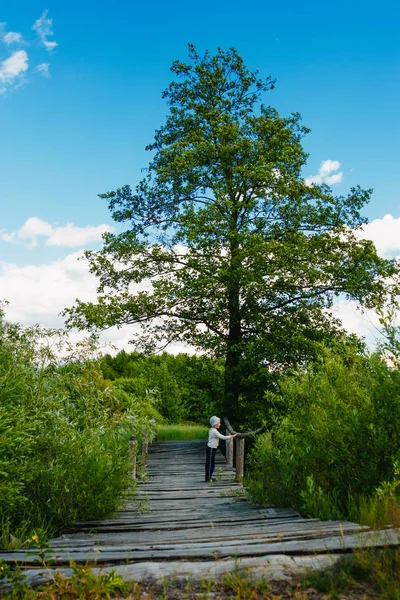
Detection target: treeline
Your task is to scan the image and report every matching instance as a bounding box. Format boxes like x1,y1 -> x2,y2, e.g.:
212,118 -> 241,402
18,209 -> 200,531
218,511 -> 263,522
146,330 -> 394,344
100,351 -> 224,423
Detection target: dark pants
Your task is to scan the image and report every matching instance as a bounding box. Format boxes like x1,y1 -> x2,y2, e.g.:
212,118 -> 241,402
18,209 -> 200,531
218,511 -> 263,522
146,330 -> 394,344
205,445 -> 216,481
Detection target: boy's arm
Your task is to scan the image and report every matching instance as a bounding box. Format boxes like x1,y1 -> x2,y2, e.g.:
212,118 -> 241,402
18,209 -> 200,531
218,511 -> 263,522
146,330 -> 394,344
214,430 -> 236,440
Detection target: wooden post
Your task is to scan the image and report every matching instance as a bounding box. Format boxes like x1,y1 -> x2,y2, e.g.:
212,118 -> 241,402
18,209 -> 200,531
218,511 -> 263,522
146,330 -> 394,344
129,435 -> 137,480
235,437 -> 245,483
142,429 -> 149,468
226,435 -> 234,467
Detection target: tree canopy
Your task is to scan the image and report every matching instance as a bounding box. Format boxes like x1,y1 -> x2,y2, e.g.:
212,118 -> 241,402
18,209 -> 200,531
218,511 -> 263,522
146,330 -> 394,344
65,45 -> 399,424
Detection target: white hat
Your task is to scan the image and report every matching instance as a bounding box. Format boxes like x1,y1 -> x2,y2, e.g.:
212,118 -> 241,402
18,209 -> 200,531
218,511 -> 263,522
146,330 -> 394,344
210,416 -> 220,427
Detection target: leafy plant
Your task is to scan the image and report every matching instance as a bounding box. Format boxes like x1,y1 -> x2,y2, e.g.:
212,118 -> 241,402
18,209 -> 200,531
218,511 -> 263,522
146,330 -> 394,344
246,341 -> 400,524
0,311 -> 156,546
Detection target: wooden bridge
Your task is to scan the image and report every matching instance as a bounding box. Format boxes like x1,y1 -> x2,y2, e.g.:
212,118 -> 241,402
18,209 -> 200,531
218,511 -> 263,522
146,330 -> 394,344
0,439 -> 398,587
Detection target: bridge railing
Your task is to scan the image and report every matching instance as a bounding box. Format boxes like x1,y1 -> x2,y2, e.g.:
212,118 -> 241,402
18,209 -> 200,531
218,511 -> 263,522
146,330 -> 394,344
129,418 -> 157,480
224,417 -> 267,483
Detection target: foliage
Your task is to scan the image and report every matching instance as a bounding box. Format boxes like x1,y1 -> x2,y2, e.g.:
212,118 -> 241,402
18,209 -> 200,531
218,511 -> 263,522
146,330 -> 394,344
305,547 -> 400,600
0,313 -> 156,547
0,561 -> 131,599
246,341 -> 400,523
64,44 -> 399,424
100,350 -> 224,422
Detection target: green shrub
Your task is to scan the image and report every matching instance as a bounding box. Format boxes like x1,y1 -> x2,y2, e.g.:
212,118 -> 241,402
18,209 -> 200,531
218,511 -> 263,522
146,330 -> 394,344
246,343 -> 400,523
0,315 -> 155,546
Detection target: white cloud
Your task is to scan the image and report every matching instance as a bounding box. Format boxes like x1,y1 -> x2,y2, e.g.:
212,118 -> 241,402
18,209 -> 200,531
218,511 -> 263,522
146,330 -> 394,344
0,252 -> 193,355
357,214 -> 400,257
46,223 -> 114,247
4,31 -> 23,44
324,172 -> 343,185
305,159 -> 343,187
0,50 -> 28,84
43,41 -> 57,53
19,217 -> 53,240
1,217 -> 114,248
0,251 -> 99,328
330,299 -> 382,341
32,10 -> 58,53
37,62 -> 50,77
319,159 -> 340,177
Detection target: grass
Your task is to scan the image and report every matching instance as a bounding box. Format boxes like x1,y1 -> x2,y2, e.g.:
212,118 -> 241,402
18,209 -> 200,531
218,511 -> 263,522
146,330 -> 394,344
156,422 -> 208,441
305,546 -> 400,599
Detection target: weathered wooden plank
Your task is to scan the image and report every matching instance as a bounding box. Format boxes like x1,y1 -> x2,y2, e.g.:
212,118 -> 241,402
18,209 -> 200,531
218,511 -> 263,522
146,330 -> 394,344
75,512 -> 267,526
73,509 -> 301,528
1,529 -> 398,565
56,517 -> 317,544
48,529 -> 368,555
49,524 -> 367,551
63,520 -> 360,540
1,554 -> 344,587
71,515 -> 304,533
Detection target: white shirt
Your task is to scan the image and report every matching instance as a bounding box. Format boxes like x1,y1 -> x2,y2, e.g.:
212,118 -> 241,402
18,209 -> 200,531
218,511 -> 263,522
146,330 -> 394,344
207,427 -> 232,448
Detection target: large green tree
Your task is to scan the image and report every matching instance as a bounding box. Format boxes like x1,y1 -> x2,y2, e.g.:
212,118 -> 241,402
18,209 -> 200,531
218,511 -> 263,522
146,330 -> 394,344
65,45 -> 398,423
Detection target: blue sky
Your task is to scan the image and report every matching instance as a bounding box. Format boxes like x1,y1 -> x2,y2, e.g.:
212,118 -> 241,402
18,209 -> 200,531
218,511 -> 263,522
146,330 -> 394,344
0,0 -> 399,346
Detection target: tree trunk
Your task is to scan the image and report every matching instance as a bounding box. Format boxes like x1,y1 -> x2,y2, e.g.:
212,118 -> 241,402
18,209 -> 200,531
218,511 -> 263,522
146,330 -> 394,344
224,234 -> 242,424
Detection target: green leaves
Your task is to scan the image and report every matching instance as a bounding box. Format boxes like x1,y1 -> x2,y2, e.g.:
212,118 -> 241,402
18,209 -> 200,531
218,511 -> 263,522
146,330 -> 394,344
0,316 -> 158,544
246,344 -> 400,520
65,45 -> 399,422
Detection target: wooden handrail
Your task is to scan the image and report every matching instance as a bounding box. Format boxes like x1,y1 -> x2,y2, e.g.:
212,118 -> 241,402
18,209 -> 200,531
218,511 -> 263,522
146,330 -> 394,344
223,417 -> 267,482
129,435 -> 138,480
142,430 -> 149,467
223,416 -> 267,438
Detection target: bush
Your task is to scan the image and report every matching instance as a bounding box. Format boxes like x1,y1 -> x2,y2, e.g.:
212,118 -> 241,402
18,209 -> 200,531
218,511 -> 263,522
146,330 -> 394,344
0,315 -> 155,546
246,342 -> 400,522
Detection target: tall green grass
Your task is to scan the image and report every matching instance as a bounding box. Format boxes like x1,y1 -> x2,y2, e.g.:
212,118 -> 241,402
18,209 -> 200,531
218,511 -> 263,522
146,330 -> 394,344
156,423 -> 208,441
305,546 -> 400,599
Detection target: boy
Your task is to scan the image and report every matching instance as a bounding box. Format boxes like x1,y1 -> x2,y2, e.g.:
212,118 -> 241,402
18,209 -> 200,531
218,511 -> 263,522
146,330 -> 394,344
205,416 -> 238,482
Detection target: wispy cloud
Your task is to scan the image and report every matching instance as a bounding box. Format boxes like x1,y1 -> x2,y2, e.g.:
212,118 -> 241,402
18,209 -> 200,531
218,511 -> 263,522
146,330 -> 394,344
3,31 -> 24,44
305,159 -> 343,186
1,217 -> 114,248
0,14 -> 58,95
32,10 -> 58,54
37,62 -> 50,78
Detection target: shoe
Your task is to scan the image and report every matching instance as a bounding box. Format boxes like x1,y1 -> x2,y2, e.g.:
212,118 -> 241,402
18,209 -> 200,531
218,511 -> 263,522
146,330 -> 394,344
207,479 -> 214,483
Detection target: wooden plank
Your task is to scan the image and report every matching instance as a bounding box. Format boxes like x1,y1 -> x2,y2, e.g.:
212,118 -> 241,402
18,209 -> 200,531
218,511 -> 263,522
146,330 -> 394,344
63,519 -> 356,540
3,554 -> 345,587
61,520 -> 359,542
47,528 -> 368,555
49,523 -> 367,550
1,529 -> 398,565
73,509 -> 301,528
67,518 -> 308,536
